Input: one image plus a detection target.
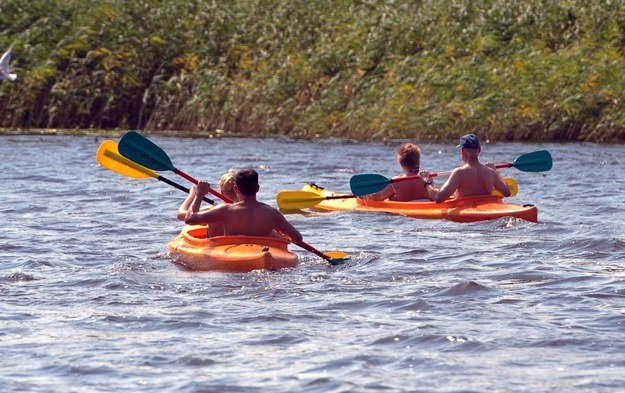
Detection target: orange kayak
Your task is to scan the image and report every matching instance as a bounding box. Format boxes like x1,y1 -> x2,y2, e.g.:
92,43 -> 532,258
168,226 -> 299,272
302,184 -> 538,223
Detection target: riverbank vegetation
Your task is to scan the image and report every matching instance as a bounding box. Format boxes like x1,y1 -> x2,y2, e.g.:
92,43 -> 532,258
1,0 -> 625,142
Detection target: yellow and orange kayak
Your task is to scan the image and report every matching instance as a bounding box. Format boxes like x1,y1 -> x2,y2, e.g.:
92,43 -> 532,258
168,226 -> 299,272
302,184 -> 538,223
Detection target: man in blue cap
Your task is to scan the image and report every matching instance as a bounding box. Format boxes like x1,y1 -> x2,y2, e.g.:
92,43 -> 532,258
419,134 -> 510,203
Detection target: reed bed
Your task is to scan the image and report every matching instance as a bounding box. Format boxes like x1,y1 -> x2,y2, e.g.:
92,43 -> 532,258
1,0 -> 625,141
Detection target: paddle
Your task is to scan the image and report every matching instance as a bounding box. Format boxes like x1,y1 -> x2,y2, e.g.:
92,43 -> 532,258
117,131 -> 234,203
278,177 -> 519,210
97,140 -> 215,204
116,131 -> 348,265
277,190 -> 358,210
296,243 -> 348,265
350,150 -> 552,196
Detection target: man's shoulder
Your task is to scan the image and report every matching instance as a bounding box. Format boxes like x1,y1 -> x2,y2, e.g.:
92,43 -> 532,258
251,200 -> 273,209
450,165 -> 468,175
241,200 -> 277,213
449,165 -> 477,182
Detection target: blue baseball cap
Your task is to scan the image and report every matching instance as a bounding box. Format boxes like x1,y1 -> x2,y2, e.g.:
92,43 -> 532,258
457,133 -> 481,149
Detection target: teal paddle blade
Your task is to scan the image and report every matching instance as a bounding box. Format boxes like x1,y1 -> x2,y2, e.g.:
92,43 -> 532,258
118,131 -> 175,172
510,150 -> 552,172
350,173 -> 391,196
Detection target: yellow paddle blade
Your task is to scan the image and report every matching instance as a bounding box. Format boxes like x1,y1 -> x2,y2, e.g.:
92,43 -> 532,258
276,190 -> 326,210
326,251 -> 349,260
325,251 -> 350,265
96,140 -> 158,179
492,177 -> 518,197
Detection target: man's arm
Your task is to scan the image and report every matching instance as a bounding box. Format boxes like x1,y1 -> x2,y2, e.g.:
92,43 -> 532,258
272,209 -> 303,243
492,176 -> 511,197
185,203 -> 227,225
360,184 -> 395,201
487,163 -> 511,197
424,170 -> 460,203
185,180 -> 224,225
177,187 -> 196,221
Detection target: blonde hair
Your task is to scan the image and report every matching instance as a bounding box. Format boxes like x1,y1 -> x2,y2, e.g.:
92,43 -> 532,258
219,168 -> 237,196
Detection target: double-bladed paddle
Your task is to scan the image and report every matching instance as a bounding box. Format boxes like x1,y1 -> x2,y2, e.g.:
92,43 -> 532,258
115,131 -> 348,265
277,177 -> 519,210
118,131 -> 234,203
97,140 -> 215,204
277,190 -> 357,210
350,150 -> 552,197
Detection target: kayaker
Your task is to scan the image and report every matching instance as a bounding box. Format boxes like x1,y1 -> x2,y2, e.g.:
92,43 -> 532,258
362,143 -> 433,201
177,169 -> 238,237
185,168 -> 303,243
420,134 -> 511,203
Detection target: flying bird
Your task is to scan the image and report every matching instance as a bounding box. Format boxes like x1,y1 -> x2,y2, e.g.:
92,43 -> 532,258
0,47 -> 17,81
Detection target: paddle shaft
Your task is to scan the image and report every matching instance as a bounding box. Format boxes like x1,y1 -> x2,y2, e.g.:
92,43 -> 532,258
387,163 -> 513,184
102,148 -> 215,204
159,176 -> 215,205
174,169 -> 234,203
293,240 -> 334,262
325,194 -> 357,200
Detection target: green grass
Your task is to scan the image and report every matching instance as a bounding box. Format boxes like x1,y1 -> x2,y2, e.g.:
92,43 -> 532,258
1,0 -> 625,142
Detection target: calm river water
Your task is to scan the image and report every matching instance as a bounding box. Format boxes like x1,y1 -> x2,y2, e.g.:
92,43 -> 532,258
1,133 -> 624,392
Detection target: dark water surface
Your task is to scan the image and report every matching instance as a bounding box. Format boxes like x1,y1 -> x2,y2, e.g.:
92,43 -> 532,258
1,134 -> 624,392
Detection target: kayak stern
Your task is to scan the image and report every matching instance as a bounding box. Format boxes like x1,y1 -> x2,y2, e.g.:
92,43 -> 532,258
169,226 -> 299,272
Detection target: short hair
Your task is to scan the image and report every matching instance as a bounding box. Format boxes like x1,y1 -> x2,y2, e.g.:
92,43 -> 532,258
235,168 -> 259,196
396,143 -> 421,169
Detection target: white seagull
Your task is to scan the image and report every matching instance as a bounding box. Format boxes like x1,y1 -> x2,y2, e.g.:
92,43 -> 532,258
0,47 -> 17,81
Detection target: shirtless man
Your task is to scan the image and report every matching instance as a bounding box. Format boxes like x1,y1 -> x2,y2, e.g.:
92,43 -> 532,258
420,134 -> 511,203
185,168 -> 303,242
364,143 -> 433,201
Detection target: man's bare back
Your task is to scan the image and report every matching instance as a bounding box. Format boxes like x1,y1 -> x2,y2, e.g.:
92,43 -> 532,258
184,170 -> 302,243
421,134 -> 510,203
450,163 -> 501,198
215,200 -> 289,236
